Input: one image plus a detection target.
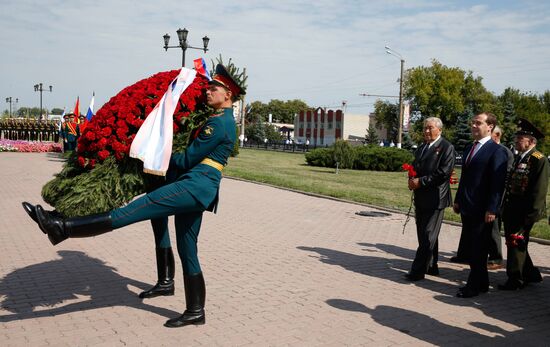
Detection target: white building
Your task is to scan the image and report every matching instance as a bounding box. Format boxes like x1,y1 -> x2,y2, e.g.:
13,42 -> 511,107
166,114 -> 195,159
293,108 -> 386,146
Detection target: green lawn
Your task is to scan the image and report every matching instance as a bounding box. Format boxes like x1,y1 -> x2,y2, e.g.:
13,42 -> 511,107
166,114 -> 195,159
225,148 -> 550,240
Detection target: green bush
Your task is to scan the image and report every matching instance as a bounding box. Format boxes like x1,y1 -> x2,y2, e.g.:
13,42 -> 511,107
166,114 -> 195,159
333,139 -> 355,169
306,143 -> 414,172
305,148 -> 335,167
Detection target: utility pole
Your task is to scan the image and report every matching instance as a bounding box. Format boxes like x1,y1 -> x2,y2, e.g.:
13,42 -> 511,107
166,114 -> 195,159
385,46 -> 405,149
397,58 -> 404,149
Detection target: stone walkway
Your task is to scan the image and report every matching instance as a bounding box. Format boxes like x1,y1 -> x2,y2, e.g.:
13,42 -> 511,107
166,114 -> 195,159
1,152 -> 549,346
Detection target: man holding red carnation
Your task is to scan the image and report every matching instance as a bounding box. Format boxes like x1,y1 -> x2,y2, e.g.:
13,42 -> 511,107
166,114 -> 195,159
23,64 -> 245,328
499,119 -> 548,290
405,117 -> 455,281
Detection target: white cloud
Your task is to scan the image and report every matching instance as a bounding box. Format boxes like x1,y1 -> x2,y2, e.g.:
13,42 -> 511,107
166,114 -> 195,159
1,0 -> 549,115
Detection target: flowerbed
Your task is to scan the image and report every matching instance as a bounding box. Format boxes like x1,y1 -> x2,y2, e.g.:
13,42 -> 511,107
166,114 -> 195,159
0,140 -> 62,153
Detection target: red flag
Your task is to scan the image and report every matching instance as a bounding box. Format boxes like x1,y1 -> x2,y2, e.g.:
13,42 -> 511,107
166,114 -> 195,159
73,96 -> 80,123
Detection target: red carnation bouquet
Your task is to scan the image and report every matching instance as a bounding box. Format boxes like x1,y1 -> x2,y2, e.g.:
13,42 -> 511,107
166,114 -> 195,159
41,69 -> 213,217
402,163 -> 417,178
506,232 -> 526,249
76,70 -> 209,169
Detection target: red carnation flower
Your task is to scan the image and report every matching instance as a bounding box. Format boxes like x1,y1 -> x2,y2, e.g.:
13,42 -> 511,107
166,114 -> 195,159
98,150 -> 110,161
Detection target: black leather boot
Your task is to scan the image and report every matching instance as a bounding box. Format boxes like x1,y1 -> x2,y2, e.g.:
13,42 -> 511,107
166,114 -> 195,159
22,202 -> 62,233
164,273 -> 206,328
139,247 -> 175,299
35,205 -> 112,245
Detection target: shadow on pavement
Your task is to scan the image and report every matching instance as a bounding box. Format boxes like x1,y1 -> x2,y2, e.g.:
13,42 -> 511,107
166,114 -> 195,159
326,299 -> 503,344
297,244 -> 471,296
0,250 -> 179,323
45,152 -> 66,162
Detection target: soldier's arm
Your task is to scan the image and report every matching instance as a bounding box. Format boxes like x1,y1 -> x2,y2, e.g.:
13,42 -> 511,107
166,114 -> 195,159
170,117 -> 224,172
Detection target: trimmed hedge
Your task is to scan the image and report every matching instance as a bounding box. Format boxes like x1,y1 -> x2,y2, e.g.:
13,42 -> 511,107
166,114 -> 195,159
305,144 -> 414,172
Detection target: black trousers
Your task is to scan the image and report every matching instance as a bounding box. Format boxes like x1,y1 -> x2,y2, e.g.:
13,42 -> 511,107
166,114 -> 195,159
461,214 -> 491,292
410,208 -> 445,275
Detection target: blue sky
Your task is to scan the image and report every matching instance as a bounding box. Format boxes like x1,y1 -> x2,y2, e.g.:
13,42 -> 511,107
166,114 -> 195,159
1,0 -> 549,115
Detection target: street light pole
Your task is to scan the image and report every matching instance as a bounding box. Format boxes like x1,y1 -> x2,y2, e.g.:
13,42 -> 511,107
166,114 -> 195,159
5,97 -> 17,117
163,28 -> 209,67
34,83 -> 53,120
385,46 -> 405,149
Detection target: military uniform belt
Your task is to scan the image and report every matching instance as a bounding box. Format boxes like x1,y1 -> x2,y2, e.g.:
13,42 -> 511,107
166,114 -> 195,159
200,158 -> 225,172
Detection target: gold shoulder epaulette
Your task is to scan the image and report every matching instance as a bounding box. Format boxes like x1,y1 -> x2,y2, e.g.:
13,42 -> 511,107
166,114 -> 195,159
531,151 -> 543,160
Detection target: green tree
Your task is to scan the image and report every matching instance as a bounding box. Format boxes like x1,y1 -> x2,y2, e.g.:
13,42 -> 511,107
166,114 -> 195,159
247,99 -> 310,124
264,124 -> 283,142
373,100 -> 399,143
404,59 -> 494,126
453,108 -> 473,154
245,117 -> 265,143
50,107 -> 65,115
16,107 -> 42,118
364,125 -> 379,145
496,87 -> 549,153
332,139 -> 354,170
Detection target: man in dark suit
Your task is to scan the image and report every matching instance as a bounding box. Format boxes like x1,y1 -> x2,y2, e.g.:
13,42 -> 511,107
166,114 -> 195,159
453,112 -> 508,298
499,119 -> 548,290
405,117 -> 455,281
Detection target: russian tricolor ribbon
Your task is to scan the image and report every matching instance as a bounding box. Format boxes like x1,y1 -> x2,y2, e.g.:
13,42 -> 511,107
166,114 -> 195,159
193,58 -> 211,80
129,67 -> 197,176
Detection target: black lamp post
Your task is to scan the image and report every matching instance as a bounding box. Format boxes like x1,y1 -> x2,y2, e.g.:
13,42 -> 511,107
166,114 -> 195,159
34,83 -> 53,120
5,97 -> 18,117
163,28 -> 209,67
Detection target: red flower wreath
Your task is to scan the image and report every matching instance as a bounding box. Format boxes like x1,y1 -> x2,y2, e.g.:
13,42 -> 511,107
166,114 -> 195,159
75,70 -> 209,169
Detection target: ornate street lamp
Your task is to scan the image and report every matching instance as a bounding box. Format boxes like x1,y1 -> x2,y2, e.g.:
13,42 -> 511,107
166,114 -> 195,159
163,27 -> 209,67
5,97 -> 18,117
34,83 -> 53,120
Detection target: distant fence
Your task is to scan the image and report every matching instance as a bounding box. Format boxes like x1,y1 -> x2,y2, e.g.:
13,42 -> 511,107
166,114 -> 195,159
242,141 -> 327,153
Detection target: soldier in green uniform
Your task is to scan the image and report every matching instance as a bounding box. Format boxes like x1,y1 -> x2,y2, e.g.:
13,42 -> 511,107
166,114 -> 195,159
23,64 -> 245,328
60,114 -> 69,151
499,118 -> 549,290
65,114 -> 80,151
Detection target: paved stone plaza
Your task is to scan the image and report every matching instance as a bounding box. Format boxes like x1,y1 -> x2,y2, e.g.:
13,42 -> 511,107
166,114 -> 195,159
1,152 -> 549,346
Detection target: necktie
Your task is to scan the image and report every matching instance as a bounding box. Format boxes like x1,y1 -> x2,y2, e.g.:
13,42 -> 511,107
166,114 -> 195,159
465,141 -> 479,165
419,144 -> 428,159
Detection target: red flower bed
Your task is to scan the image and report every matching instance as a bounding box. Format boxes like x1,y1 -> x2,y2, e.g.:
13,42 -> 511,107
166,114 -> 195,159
76,70 -> 208,169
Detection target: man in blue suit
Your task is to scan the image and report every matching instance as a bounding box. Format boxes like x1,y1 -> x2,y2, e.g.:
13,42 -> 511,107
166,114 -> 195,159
453,112 -> 508,298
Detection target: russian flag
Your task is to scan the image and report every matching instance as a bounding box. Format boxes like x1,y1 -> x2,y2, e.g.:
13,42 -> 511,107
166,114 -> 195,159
86,92 -> 95,121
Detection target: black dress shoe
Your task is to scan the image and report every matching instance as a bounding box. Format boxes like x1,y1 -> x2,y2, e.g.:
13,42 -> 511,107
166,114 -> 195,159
449,256 -> 468,264
498,281 -> 523,291
22,202 -> 39,224
404,273 -> 424,281
456,287 -> 479,298
459,285 -> 488,293
22,202 -> 62,234
427,266 -> 439,276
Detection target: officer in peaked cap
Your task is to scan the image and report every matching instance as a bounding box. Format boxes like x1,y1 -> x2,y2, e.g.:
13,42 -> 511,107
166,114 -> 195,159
24,63 -> 246,328
209,64 -> 245,98
499,118 -> 548,290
